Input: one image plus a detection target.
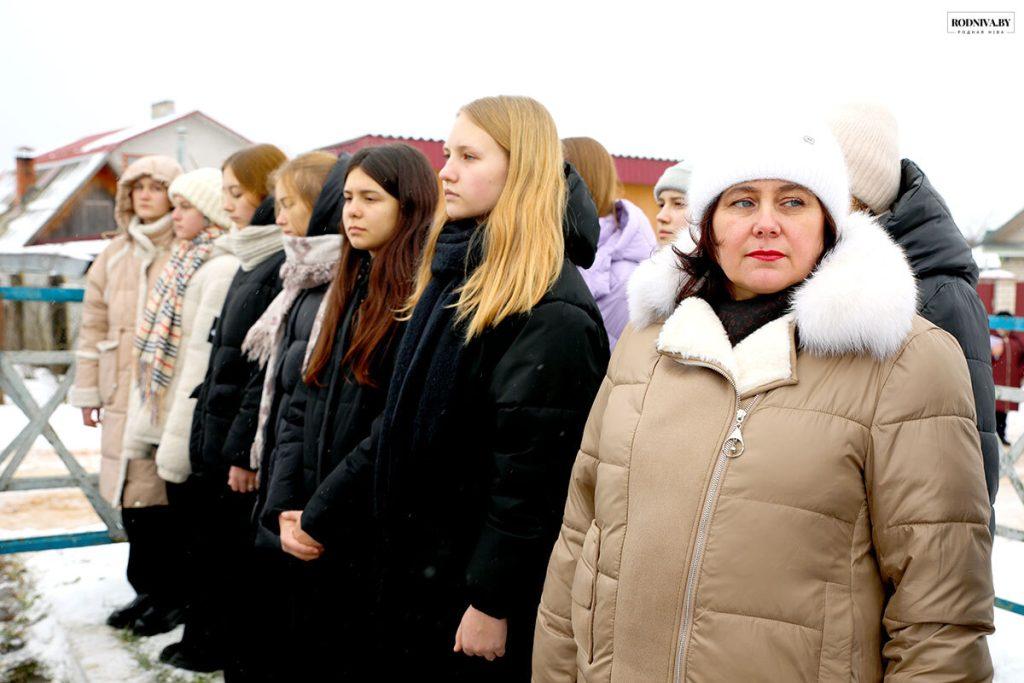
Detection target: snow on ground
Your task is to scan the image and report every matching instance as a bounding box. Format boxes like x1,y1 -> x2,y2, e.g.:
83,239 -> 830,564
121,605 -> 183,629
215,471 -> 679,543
21,543 -> 218,683
992,537 -> 1024,681
2,369 -> 1024,679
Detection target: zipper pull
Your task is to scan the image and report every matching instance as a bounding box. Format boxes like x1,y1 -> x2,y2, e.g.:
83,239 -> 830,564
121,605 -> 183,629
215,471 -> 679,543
725,407 -> 746,458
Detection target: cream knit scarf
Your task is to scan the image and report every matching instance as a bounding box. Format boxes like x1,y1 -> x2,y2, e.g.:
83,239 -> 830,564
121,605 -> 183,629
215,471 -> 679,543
228,224 -> 285,271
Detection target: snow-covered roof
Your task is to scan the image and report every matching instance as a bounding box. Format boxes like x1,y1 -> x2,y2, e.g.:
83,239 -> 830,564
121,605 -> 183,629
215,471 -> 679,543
0,153 -> 109,250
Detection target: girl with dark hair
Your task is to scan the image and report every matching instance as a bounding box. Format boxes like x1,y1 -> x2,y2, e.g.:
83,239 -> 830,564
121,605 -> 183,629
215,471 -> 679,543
260,143 -> 438,679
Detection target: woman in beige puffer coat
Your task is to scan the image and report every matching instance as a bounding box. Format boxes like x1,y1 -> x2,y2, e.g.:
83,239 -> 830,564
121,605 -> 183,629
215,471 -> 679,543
71,155 -> 182,507
533,122 -> 994,682
70,155 -> 184,632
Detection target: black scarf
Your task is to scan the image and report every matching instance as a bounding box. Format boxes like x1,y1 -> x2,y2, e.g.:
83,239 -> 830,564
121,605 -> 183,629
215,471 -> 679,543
710,287 -> 795,347
373,219 -> 482,515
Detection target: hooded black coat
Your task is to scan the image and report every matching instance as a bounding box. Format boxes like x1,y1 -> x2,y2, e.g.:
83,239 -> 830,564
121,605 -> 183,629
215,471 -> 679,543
368,164 -> 607,679
251,154 -> 350,549
882,159 -> 999,520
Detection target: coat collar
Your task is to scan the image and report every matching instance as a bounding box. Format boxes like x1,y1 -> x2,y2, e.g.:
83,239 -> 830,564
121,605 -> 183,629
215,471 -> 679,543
627,211 -> 918,393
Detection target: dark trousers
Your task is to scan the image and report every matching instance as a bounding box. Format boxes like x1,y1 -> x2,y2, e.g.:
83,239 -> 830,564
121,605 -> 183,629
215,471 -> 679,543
121,503 -> 186,609
170,474 -> 263,681
290,554 -> 376,680
997,410 -> 1008,442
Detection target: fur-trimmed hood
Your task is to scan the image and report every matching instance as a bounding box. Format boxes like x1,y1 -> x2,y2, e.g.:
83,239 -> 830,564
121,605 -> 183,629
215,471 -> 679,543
115,156 -> 183,231
627,211 -> 919,374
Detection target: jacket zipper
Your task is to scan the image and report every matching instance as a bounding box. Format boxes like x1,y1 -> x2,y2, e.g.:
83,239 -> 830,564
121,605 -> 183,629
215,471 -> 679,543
672,359 -> 763,683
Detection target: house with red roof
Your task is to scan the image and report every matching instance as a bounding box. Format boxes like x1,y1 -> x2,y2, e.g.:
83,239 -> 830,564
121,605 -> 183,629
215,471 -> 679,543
321,134 -> 678,225
0,102 -> 250,254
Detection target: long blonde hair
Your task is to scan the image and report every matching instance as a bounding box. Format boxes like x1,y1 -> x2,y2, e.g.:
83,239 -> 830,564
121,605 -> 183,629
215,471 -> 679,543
407,95 -> 566,340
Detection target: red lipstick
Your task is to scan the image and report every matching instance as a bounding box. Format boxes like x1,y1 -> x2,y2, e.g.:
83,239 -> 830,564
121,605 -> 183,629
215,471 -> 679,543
747,250 -> 785,262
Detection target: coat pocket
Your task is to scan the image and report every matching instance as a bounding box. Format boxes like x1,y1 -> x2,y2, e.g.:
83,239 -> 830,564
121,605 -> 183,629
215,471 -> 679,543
570,522 -> 602,665
818,581 -> 854,682
97,339 -> 120,405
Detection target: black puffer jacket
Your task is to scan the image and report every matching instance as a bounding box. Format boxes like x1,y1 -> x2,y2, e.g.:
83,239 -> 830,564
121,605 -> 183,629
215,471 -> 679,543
368,165 -> 609,679
251,155 -> 349,548
252,284 -> 328,540
260,258 -> 394,546
189,203 -> 285,477
882,159 -> 999,518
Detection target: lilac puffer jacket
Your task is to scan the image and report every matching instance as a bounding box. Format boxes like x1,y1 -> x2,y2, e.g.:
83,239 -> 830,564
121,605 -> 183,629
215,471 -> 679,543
578,198 -> 656,349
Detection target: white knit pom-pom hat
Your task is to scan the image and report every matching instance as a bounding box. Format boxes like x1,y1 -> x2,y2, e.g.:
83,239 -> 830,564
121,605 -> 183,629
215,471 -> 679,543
687,119 -> 851,234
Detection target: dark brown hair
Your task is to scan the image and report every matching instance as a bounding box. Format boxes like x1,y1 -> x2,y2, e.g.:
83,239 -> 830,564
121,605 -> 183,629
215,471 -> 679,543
562,136 -> 620,216
222,143 -> 288,203
304,144 -> 439,387
675,194 -> 839,303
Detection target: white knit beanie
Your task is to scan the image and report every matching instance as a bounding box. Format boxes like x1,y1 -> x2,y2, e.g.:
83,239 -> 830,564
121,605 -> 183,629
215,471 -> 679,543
827,102 -> 901,214
654,161 -> 693,200
688,120 -> 850,232
168,168 -> 233,230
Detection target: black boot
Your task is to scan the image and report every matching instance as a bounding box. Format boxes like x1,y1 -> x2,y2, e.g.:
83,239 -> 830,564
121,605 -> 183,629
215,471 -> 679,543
131,604 -> 186,637
159,640 -> 225,673
106,595 -> 151,629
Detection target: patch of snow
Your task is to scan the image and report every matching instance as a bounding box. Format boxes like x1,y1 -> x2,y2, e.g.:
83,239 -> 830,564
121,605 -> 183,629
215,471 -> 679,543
980,268 -> 1017,280
992,537 -> 1024,681
975,247 -> 1002,271
14,239 -> 108,259
22,544 -> 216,682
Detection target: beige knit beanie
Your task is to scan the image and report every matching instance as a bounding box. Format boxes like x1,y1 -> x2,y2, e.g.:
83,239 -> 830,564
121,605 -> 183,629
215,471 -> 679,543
827,102 -> 901,214
168,168 -> 233,230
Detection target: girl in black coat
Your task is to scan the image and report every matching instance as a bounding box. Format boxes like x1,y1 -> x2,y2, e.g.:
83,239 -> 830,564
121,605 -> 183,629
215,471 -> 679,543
260,144 -> 439,679
161,144 -> 290,676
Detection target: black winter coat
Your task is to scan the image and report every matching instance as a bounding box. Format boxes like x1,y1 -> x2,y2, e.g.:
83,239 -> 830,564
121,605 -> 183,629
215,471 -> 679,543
371,167 -> 608,678
189,250 -> 286,476
260,262 -> 395,551
882,159 -> 999,518
251,283 -> 328,547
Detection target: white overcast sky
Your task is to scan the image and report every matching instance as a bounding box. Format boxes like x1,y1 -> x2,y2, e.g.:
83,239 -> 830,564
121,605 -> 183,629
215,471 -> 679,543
1,0 -> 1022,239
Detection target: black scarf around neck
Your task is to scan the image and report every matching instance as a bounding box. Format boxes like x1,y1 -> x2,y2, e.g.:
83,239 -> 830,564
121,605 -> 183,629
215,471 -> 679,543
710,287 -> 795,347
373,219 -> 483,513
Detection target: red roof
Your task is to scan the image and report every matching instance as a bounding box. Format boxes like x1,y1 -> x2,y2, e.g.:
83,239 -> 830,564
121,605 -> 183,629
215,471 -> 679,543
33,111 -> 251,164
33,129 -> 124,164
322,135 -> 677,186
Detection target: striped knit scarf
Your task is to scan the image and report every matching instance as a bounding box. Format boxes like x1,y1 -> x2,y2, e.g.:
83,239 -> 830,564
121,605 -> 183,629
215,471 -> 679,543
134,226 -> 225,417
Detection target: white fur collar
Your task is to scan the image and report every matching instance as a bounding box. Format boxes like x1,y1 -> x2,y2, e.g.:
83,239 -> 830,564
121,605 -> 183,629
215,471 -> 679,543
627,211 -> 918,378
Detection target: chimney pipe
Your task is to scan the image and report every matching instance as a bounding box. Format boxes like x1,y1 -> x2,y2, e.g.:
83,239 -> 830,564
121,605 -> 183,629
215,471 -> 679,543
151,99 -> 175,119
15,146 -> 36,206
176,126 -> 187,167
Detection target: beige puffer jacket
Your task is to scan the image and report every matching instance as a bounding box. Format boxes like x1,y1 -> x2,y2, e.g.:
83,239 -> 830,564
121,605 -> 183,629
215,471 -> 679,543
71,217 -> 175,506
533,212 -> 994,682
71,155 -> 182,507
121,236 -> 239,485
